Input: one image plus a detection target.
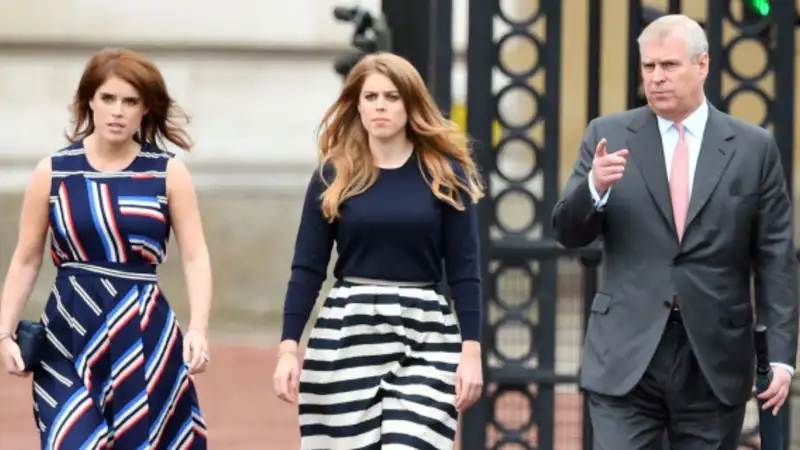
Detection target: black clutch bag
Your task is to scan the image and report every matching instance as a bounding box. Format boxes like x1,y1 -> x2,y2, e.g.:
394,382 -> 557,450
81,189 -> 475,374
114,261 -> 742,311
15,320 -> 45,371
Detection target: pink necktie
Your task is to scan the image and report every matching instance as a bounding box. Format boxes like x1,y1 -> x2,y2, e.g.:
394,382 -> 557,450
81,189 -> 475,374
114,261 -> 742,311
670,123 -> 690,242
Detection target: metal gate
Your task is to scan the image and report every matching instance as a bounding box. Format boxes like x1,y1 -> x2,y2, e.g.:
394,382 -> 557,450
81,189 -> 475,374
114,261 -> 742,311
461,0 -> 796,448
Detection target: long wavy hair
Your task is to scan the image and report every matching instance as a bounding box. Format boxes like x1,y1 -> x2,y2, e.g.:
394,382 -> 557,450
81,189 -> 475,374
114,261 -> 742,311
317,52 -> 484,222
67,47 -> 192,151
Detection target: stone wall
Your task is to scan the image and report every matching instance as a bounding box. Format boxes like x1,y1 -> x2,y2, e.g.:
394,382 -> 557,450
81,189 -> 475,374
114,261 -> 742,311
0,186 -> 338,337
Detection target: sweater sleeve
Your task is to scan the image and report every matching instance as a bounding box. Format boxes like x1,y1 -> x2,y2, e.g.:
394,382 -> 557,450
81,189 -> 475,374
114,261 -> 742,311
280,168 -> 335,342
442,162 -> 483,341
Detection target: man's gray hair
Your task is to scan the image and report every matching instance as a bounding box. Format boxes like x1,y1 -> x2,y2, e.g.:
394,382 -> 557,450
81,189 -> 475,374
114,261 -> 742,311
637,14 -> 709,62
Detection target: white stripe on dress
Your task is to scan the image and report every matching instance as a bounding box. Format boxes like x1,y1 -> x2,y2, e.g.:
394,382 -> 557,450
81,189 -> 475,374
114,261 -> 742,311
298,283 -> 462,450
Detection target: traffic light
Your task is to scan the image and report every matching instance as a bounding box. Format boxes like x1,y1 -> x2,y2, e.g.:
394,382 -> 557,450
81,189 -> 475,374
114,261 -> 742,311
744,0 -> 771,17
332,6 -> 392,79
742,0 -> 772,42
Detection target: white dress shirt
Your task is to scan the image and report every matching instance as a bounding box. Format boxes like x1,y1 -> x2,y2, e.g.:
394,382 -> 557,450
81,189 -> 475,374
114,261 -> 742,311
586,99 -> 795,377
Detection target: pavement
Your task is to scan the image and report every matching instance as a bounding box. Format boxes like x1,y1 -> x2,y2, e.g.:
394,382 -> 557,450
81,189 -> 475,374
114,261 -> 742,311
0,329 -> 593,449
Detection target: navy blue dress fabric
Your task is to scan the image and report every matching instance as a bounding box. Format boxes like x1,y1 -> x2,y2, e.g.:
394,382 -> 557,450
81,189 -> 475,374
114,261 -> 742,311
30,141 -> 207,449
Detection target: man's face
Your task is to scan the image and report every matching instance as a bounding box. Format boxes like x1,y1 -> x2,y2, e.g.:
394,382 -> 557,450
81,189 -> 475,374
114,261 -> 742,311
640,34 -> 708,121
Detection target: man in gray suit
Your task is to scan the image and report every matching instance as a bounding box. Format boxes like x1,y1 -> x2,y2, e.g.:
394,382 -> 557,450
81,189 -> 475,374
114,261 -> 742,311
553,14 -> 798,449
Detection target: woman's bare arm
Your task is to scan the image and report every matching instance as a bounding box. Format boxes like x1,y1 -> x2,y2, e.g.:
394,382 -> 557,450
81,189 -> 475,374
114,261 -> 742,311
166,158 -> 212,334
0,158 -> 52,333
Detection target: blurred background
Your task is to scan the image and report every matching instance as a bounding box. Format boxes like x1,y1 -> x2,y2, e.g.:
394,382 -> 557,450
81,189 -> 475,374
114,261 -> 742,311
0,0 -> 799,448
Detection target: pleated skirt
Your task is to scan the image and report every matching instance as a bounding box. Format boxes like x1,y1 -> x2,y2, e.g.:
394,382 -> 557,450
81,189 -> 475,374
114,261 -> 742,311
298,280 -> 463,450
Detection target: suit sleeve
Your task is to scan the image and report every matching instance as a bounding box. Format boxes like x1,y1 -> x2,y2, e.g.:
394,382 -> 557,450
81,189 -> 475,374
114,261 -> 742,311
552,119 -> 605,248
752,134 -> 798,370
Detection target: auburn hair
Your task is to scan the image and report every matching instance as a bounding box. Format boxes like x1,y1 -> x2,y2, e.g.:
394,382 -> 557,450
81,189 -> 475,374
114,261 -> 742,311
316,52 -> 484,221
67,47 -> 192,151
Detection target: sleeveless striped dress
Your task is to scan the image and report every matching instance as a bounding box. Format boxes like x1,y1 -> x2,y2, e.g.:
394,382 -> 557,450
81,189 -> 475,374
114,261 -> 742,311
30,141 -> 208,449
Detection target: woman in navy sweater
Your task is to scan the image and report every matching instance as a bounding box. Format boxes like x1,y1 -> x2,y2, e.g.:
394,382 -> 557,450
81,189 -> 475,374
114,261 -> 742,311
272,52 -> 485,449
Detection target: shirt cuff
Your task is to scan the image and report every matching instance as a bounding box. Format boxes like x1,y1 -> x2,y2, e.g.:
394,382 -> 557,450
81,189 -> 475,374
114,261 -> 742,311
770,362 -> 795,377
587,171 -> 611,211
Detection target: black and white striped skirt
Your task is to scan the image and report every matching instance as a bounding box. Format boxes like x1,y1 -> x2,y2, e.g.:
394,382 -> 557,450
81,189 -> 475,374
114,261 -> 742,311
298,279 -> 463,449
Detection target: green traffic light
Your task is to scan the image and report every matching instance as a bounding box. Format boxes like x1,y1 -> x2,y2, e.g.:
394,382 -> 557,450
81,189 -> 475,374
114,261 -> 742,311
748,0 -> 771,16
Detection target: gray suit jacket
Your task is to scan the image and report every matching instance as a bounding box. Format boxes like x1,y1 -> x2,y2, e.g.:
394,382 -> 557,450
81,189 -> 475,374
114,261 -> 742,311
553,104 -> 798,406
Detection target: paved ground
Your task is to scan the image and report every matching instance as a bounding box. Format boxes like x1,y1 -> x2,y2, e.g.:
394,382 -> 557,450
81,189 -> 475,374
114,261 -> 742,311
0,330 -> 594,449
0,333 -> 300,449
0,330 -> 776,450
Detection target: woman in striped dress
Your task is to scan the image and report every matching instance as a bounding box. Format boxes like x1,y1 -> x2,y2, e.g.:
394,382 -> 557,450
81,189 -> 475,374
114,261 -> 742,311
0,48 -> 211,449
273,52 -> 485,449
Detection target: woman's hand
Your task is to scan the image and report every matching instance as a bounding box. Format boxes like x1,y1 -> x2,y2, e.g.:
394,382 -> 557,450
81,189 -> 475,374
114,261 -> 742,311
455,341 -> 483,411
0,334 -> 27,377
183,329 -> 210,375
273,341 -> 301,404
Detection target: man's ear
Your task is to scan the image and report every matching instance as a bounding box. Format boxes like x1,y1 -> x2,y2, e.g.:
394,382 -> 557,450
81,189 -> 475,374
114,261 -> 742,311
699,52 -> 709,78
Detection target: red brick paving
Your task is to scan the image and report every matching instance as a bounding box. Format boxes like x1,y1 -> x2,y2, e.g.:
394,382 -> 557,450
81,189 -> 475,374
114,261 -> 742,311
0,337 -> 302,449
0,335 -> 590,449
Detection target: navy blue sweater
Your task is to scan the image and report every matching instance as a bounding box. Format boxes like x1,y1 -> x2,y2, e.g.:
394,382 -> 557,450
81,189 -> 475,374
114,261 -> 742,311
281,152 -> 483,342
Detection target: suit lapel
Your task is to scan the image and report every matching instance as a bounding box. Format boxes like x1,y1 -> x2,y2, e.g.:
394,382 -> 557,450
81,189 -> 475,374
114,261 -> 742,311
684,107 -> 736,231
627,108 -> 675,233
626,105 -> 737,240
